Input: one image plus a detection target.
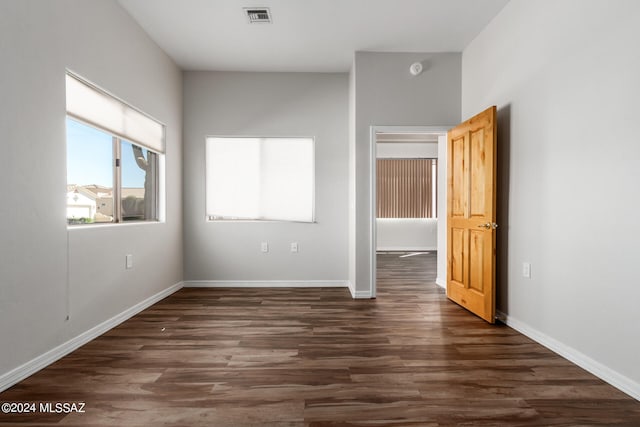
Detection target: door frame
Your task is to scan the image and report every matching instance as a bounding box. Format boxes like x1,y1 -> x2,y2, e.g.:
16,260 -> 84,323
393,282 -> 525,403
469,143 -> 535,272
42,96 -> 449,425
368,125 -> 454,298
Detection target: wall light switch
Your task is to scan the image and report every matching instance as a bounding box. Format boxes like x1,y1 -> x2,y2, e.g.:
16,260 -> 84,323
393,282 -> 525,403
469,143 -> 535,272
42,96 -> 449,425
126,254 -> 133,269
291,242 -> 299,253
261,242 -> 269,253
522,262 -> 531,278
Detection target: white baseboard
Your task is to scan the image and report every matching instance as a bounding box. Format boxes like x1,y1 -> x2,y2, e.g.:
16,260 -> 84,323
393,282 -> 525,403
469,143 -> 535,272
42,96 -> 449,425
435,277 -> 446,289
183,280 -> 348,288
345,280 -> 372,299
352,290 -> 373,299
376,247 -> 436,252
497,310 -> 640,401
0,281 -> 184,393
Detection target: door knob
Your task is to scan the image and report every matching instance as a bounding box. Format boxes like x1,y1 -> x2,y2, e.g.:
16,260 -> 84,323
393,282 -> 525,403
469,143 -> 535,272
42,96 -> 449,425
478,222 -> 498,229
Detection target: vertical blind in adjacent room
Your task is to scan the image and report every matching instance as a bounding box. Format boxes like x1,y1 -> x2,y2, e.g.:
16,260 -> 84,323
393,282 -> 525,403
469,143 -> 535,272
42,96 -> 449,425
376,158 -> 436,218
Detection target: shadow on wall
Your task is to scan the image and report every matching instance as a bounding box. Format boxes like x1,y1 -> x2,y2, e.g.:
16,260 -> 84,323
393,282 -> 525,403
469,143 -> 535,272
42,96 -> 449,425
496,104 -> 511,316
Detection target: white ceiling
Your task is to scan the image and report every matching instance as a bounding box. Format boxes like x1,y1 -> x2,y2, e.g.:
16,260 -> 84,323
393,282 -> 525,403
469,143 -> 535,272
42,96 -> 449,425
117,0 -> 509,72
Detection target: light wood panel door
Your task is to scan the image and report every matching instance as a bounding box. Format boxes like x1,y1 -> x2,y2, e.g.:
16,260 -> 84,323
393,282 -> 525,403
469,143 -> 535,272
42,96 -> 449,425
447,106 -> 497,323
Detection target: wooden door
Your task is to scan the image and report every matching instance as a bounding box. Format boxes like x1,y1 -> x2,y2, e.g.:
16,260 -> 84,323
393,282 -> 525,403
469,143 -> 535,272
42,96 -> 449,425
447,106 -> 497,323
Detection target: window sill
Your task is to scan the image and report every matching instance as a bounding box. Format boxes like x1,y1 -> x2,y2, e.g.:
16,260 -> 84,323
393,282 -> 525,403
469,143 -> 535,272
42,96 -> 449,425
206,218 -> 317,224
67,220 -> 164,230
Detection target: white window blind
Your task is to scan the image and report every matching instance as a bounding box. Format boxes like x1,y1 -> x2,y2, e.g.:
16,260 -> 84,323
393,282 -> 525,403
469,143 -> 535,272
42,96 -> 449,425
206,137 -> 314,222
65,72 -> 165,153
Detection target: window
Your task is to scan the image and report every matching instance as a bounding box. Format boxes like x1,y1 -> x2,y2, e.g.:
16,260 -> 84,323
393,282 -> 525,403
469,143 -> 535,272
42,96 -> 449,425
65,72 -> 164,225
206,137 -> 314,222
376,158 -> 437,218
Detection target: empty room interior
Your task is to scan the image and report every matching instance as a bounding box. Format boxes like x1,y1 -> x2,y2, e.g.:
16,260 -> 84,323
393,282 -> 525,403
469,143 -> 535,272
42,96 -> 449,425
1,0 -> 640,425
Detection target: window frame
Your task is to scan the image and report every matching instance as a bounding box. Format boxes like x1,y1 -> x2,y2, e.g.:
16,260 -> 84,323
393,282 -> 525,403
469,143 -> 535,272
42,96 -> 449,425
65,71 -> 165,227
66,117 -> 162,226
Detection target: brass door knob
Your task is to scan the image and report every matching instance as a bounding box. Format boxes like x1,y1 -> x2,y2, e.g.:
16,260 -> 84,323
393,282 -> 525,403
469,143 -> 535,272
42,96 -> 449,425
478,222 -> 498,229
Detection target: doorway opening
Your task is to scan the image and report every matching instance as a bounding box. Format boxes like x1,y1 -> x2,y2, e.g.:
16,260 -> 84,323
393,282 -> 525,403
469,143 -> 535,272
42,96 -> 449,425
369,126 -> 450,298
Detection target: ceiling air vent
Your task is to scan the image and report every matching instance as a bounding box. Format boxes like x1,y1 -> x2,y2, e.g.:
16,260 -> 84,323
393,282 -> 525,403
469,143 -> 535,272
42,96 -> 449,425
244,8 -> 271,23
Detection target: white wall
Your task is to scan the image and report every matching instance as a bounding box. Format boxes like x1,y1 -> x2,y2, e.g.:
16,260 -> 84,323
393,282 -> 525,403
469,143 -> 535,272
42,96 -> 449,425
0,0 -> 183,389
182,72 -> 349,283
348,62 -> 357,294
376,142 -> 438,158
462,0 -> 640,398
376,219 -> 437,251
352,52 -> 461,296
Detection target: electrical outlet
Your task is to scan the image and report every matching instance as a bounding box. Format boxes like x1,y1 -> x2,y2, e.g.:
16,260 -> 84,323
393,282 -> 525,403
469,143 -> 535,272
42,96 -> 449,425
126,254 -> 133,269
290,242 -> 299,253
261,242 -> 269,253
522,262 -> 531,278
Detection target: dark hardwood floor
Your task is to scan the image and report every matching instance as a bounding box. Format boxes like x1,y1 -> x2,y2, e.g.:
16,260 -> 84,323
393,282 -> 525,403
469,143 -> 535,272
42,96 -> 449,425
1,252 -> 639,426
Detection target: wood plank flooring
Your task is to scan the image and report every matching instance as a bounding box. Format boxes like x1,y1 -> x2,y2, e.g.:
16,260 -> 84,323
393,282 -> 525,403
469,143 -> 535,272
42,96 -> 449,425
1,252 -> 639,426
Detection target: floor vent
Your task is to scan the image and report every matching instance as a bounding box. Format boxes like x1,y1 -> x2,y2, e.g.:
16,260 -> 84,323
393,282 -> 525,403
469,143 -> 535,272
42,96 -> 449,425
244,8 -> 271,23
